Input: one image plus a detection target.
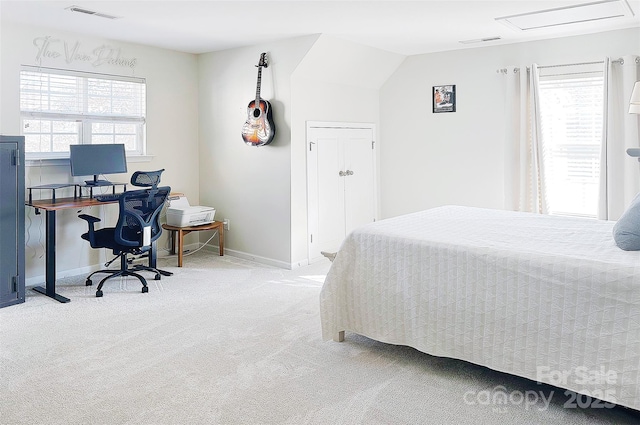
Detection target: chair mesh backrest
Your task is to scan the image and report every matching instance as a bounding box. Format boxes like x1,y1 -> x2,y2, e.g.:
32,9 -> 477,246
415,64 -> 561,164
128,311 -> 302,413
114,186 -> 171,247
130,169 -> 165,189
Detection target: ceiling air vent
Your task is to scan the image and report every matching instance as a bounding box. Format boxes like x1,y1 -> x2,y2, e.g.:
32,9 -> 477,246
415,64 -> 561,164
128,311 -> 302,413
459,36 -> 502,44
496,0 -> 634,31
65,5 -> 121,20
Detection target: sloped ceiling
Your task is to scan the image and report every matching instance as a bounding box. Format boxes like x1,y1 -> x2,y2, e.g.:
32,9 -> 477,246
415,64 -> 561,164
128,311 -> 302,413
0,1 -> 638,55
292,35 -> 406,89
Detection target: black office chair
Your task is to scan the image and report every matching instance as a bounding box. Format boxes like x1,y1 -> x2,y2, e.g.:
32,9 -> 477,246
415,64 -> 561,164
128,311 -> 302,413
127,169 -> 173,278
78,170 -> 171,297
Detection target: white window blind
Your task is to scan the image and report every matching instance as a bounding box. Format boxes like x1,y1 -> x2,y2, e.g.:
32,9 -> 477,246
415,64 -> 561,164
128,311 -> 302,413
20,66 -> 146,157
538,63 -> 604,218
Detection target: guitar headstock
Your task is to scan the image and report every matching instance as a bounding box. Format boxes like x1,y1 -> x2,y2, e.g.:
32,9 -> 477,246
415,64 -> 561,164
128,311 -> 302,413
257,52 -> 268,68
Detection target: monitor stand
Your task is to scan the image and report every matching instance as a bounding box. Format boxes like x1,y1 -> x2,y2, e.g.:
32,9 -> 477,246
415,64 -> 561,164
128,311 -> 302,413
85,175 -> 112,186
85,180 -> 112,186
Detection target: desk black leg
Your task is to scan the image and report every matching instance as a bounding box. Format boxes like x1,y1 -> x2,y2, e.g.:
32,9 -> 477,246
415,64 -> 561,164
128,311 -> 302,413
32,210 -> 70,303
150,241 -> 172,276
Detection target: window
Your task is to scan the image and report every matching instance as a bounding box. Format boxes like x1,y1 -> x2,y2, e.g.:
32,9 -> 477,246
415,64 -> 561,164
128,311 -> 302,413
20,66 -> 146,159
538,64 -> 604,218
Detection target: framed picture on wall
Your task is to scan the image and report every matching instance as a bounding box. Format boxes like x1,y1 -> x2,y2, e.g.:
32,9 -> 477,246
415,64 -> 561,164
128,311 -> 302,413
433,85 -> 456,113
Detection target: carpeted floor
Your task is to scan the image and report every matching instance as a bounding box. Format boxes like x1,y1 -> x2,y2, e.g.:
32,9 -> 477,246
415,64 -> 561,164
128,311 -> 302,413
1,252 -> 638,425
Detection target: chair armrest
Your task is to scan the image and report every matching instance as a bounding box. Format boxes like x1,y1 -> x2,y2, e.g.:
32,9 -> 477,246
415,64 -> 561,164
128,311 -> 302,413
78,214 -> 101,224
78,214 -> 102,247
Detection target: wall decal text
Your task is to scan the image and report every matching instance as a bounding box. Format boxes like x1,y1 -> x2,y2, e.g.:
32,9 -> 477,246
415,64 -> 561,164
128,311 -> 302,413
33,36 -> 138,69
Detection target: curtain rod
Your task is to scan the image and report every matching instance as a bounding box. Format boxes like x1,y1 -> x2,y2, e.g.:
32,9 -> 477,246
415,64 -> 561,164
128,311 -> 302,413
539,60 -> 604,69
496,57 -> 635,74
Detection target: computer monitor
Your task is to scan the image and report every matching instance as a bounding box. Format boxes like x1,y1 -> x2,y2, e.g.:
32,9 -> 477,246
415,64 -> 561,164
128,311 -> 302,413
69,143 -> 128,186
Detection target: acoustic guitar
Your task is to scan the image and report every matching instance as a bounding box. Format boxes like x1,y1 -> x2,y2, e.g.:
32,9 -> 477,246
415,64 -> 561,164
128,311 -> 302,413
241,53 -> 275,146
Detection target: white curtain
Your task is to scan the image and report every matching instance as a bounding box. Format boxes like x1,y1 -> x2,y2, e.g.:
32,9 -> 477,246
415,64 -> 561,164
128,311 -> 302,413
503,64 -> 547,213
598,55 -> 640,220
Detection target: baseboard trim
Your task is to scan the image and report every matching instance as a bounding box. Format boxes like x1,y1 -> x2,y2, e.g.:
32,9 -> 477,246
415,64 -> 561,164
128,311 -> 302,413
25,246 -> 188,287
25,243 -> 305,284
198,244 -> 295,269
26,264 -> 102,286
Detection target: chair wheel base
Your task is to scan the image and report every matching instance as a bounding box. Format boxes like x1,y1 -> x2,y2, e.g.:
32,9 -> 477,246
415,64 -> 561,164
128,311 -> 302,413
96,290 -> 103,297
142,286 -> 149,293
86,279 -> 92,286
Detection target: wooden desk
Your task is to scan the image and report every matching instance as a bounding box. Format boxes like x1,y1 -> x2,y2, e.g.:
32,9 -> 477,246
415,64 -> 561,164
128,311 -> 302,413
28,195 -> 114,211
27,194 -> 169,302
162,221 -> 224,267
26,196 -> 122,303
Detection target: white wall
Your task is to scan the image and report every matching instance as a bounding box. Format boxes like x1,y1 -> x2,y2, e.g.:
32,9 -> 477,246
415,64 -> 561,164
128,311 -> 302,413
380,28 -> 640,219
290,35 -> 404,266
0,22 -> 199,282
4,21 -> 637,277
197,35 -> 317,268
198,34 -> 403,268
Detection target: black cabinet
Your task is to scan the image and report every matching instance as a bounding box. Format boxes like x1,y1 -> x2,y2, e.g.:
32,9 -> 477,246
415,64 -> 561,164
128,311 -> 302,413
0,135 -> 25,308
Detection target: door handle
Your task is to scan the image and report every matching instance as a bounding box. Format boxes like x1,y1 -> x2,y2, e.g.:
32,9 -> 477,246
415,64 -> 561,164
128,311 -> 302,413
346,170 -> 354,176
339,171 -> 346,177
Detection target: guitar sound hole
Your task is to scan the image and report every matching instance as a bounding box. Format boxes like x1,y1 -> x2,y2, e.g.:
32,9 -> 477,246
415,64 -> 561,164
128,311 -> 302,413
253,108 -> 261,118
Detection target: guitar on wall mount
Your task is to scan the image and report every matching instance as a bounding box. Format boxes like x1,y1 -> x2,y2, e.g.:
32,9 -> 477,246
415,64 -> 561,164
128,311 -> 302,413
242,52 -> 275,147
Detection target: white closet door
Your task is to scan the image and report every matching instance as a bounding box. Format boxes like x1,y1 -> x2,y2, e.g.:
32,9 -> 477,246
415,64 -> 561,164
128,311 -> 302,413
315,134 -> 346,257
343,130 -> 375,235
307,123 -> 376,263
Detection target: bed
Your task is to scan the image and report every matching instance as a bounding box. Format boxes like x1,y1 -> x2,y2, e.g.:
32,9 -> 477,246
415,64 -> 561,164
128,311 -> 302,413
319,206 -> 640,411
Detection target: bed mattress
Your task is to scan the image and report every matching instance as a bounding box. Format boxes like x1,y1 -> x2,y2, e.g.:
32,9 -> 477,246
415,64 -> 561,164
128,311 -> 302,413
320,206 -> 640,410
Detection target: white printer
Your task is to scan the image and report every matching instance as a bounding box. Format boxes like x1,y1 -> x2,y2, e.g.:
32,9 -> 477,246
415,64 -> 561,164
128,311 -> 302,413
166,195 -> 216,227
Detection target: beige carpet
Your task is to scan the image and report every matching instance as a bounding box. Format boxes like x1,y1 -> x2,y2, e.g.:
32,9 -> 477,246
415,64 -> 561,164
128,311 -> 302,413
1,252 -> 638,425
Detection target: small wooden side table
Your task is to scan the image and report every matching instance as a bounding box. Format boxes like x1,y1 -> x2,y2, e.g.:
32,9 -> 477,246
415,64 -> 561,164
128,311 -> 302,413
162,221 -> 224,267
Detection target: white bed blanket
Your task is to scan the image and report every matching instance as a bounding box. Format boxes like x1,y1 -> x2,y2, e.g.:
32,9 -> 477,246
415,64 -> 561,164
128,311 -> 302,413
320,206 -> 640,410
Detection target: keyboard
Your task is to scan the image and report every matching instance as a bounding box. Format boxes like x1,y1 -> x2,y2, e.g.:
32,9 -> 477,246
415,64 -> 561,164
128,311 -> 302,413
95,193 -> 122,202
